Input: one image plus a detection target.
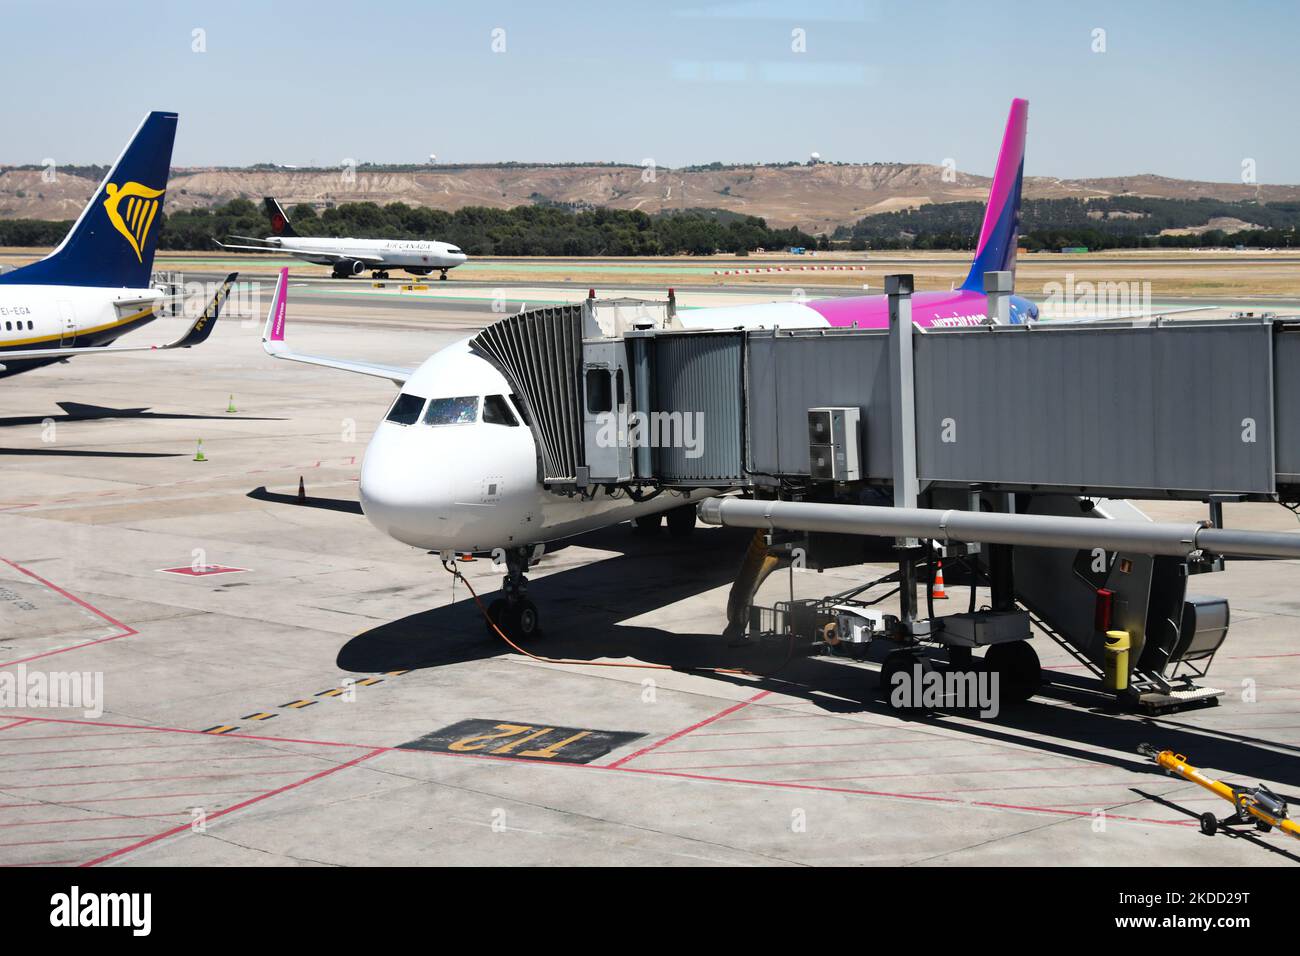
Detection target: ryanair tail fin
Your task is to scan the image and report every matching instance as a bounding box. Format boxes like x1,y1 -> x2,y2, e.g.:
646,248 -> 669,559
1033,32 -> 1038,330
264,198 -> 297,237
0,111 -> 178,289
959,98 -> 1027,292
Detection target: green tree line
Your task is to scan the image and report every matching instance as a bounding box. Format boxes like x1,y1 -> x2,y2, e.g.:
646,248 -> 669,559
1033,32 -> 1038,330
833,196 -> 1300,250
0,199 -> 817,256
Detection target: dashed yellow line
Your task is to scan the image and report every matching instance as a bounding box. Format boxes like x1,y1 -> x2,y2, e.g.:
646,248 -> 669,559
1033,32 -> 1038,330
204,672 -> 403,733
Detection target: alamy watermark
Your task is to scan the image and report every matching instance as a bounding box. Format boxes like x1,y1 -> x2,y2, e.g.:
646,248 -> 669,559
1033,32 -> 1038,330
888,663 -> 1000,718
0,663 -> 103,718
1042,273 -> 1152,322
594,410 -> 705,459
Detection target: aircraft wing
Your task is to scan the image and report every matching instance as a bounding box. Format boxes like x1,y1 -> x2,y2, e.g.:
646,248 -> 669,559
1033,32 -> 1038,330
0,273 -> 235,364
217,238 -> 386,266
261,268 -> 412,385
215,240 -> 283,254
1037,305 -> 1217,324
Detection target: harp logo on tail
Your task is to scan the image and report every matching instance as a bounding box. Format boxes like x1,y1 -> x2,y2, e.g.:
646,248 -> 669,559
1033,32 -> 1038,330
103,181 -> 165,262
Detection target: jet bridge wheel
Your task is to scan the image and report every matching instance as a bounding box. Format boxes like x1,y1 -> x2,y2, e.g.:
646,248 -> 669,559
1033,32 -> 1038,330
984,640 -> 1041,705
666,504 -> 697,538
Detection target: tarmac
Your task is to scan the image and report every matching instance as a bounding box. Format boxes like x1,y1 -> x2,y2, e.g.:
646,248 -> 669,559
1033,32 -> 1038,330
2,275 -> 1299,866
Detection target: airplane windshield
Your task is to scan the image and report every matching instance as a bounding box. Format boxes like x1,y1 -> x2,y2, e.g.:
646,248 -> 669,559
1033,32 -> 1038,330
385,392 -> 427,426
423,396 -> 479,425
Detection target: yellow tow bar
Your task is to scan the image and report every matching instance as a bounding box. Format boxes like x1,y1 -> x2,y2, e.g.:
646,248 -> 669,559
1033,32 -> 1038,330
1139,743 -> 1300,839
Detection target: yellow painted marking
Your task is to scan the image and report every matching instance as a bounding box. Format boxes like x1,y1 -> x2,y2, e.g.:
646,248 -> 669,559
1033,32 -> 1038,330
203,725 -> 239,735
449,723 -> 532,752
242,712 -> 276,721
356,678 -> 383,686
284,699 -> 317,709
520,730 -> 593,760
316,688 -> 346,698
490,727 -> 554,755
385,670 -> 410,676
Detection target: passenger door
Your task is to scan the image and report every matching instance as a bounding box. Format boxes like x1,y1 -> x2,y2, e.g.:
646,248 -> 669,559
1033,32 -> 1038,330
58,301 -> 76,346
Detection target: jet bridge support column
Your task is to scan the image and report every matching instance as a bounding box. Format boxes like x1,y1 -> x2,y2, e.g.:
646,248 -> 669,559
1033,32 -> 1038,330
887,274 -> 923,630
628,331 -> 654,480
984,270 -> 1012,324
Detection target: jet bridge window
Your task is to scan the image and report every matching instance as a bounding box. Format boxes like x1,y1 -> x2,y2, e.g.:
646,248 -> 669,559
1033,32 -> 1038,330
423,396 -> 479,426
385,392 -> 427,426
483,394 -> 519,427
586,368 -> 613,414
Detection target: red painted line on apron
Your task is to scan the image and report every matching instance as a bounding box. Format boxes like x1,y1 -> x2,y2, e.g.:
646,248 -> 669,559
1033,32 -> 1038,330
81,748 -> 385,866
605,690 -> 771,769
0,557 -> 138,666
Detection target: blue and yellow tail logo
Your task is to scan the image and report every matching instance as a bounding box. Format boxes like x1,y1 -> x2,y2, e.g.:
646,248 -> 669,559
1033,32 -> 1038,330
103,181 -> 165,263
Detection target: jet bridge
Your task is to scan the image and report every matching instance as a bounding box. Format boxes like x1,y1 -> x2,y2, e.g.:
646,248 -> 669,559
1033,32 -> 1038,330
468,277 -> 1300,712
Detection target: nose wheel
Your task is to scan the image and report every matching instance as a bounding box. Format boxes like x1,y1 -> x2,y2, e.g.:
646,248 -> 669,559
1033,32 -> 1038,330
485,547 -> 543,642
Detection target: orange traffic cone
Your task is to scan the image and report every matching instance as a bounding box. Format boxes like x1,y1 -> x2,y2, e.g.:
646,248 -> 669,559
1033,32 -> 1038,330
932,560 -> 949,600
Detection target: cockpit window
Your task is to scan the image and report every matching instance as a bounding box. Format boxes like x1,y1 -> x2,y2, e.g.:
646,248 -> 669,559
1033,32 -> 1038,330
385,392 -> 427,425
446,247 -> 462,256
483,394 -> 519,427
423,396 -> 479,425
509,393 -> 531,426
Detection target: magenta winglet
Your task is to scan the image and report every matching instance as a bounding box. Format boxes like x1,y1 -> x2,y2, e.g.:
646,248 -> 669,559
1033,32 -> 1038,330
270,267 -> 288,342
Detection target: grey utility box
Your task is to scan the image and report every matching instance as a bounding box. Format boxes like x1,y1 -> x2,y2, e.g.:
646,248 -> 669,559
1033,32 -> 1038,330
808,406 -> 862,481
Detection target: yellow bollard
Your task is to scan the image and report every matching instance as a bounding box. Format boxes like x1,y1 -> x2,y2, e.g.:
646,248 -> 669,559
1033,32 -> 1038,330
1103,629 -> 1130,692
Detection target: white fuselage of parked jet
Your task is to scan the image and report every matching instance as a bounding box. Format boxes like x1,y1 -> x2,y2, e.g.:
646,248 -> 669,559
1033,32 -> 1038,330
0,285 -> 164,377
262,236 -> 467,273
358,336 -> 710,553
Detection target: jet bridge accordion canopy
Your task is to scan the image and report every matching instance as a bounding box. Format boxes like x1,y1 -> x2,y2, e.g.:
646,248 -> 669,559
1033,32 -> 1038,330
471,304 -> 585,483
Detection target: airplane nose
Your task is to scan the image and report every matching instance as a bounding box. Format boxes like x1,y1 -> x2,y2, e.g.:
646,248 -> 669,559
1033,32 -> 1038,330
359,428 -> 443,548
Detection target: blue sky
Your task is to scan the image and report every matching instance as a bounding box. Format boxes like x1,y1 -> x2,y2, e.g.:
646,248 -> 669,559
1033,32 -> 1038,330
5,0 -> 1295,182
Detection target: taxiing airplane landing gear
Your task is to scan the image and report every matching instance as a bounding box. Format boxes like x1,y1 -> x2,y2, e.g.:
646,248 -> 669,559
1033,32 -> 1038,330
373,270 -> 390,280
485,546 -> 541,641
439,269 -> 449,280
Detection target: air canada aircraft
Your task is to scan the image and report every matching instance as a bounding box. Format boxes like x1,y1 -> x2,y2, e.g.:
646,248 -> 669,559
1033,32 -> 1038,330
262,98 -> 1045,638
217,198 -> 468,280
0,111 -> 225,379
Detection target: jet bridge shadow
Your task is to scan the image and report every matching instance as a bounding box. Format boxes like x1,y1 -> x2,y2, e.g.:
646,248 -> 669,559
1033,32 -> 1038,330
0,401 -> 284,429
338,523 -> 1300,800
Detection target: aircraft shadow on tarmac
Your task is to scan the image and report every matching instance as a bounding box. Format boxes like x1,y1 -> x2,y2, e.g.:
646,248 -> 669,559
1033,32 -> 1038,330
337,522 -> 1300,805
0,401 -> 286,429
248,486 -> 364,515
0,447 -> 184,458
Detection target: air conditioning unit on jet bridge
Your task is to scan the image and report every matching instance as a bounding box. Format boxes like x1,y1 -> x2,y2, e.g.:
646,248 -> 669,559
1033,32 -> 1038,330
808,406 -> 862,481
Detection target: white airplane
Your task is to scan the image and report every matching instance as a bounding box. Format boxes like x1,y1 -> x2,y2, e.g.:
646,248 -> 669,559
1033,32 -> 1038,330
262,267 -> 712,637
218,198 -> 468,281
0,111 -> 231,379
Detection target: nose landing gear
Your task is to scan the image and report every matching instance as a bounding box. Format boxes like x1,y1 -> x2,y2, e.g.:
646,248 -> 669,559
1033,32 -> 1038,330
485,546 -> 542,642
